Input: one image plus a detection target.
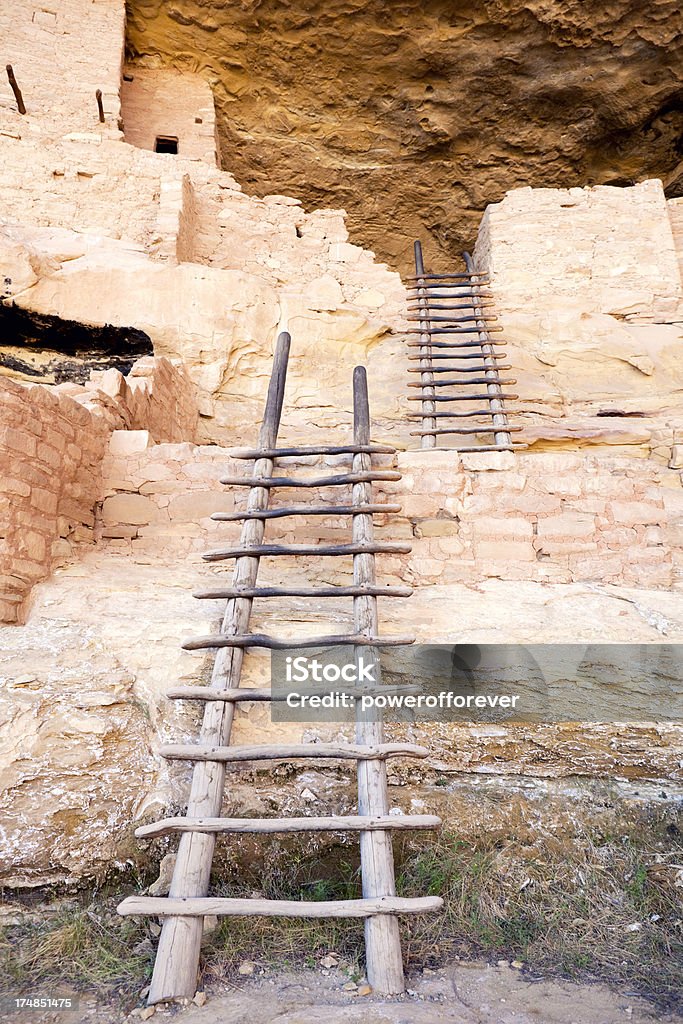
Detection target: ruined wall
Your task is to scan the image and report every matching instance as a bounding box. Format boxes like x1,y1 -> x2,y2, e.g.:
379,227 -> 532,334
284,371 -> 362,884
95,445 -> 683,591
474,179 -> 682,321
0,356 -> 198,622
473,180 -> 683,451
121,65 -> 219,164
0,218 -> 404,445
0,378 -> 109,623
0,0 -> 124,139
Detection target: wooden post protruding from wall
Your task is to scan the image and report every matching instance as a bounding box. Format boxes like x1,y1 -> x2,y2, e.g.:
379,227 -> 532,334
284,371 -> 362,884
95,88 -> 105,123
6,65 -> 26,114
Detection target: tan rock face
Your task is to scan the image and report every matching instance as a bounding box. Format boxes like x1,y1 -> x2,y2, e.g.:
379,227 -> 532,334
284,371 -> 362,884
472,181 -> 683,449
126,0 -> 683,268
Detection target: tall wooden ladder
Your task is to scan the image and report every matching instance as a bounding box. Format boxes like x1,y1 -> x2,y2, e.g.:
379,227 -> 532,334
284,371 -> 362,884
406,240 -> 525,451
118,331 -> 443,1002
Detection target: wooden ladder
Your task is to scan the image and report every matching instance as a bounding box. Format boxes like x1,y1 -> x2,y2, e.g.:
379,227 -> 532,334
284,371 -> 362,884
118,331 -> 443,1002
406,240 -> 526,451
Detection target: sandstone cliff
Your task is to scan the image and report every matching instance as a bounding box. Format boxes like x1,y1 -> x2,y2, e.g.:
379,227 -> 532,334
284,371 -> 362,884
126,0 -> 683,268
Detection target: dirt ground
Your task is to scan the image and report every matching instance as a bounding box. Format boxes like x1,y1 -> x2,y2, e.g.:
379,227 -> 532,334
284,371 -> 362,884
6,961 -> 682,1024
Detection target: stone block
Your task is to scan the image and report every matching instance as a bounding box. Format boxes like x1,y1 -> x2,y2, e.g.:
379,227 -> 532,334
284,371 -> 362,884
536,514 -> 595,540
0,427 -> 37,457
137,479 -> 186,496
472,516 -> 533,541
473,540 -> 536,562
306,275 -> 344,311
401,494 -> 446,518
36,442 -> 63,469
507,494 -> 563,515
460,451 -> 515,472
4,478 -> 31,497
435,536 -> 467,556
0,599 -> 20,624
669,445 -> 683,469
21,531 -> 47,561
414,519 -> 459,538
611,501 -> 663,527
101,525 -> 139,539
32,488 -> 59,515
101,493 -> 156,526
407,556 -> 446,579
537,540 -> 599,556
109,430 -> 153,456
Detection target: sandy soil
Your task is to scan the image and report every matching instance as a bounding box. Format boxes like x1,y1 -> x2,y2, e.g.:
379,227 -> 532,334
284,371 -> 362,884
6,962 -> 681,1024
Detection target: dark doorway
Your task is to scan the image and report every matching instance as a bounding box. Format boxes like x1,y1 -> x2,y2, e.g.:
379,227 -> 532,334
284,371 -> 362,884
154,135 -> 179,154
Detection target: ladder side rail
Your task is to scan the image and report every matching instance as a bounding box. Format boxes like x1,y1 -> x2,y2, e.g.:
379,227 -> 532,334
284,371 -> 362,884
413,240 -> 437,449
352,365 -> 406,994
462,252 -> 512,448
147,332 -> 291,1004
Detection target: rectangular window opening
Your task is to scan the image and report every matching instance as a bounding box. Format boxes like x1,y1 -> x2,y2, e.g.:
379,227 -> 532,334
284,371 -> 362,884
155,136 -> 178,155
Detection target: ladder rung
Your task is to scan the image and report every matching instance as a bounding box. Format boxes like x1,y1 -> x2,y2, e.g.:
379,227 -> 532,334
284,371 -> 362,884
406,340 -> 505,349
135,813 -> 443,839
192,584 -> 413,599
182,631 -> 415,651
406,271 -> 488,281
202,542 -> 412,562
166,681 -> 421,702
407,365 -> 511,373
219,472 -> 402,488
407,283 -> 491,292
117,895 -> 444,919
168,686 -> 280,702
405,314 -> 498,324
409,425 -> 523,435
415,441 -> 527,451
211,503 -> 402,521
406,302 -> 495,311
407,378 -> 516,388
407,410 -> 495,418
406,289 -> 493,298
193,584 -> 413,600
406,327 -> 504,334
407,353 -> 507,361
407,393 -> 519,402
159,742 -> 430,763
230,444 -> 395,459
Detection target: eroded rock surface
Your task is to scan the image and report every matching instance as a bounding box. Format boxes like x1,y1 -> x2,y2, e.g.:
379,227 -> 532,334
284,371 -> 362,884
126,0 -> 683,268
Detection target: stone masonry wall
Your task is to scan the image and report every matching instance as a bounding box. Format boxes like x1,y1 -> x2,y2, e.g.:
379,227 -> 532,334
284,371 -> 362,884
121,65 -> 219,165
0,355 -> 198,622
96,445 -> 683,592
0,0 -> 124,140
0,378 -> 110,623
385,451 -> 683,590
471,179 -> 683,450
85,355 -> 199,442
0,138 -> 164,249
475,179 -> 682,321
668,196 -> 683,283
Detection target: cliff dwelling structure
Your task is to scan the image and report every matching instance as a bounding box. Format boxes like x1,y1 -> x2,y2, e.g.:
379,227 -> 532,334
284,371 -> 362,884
1,1 -> 683,1021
